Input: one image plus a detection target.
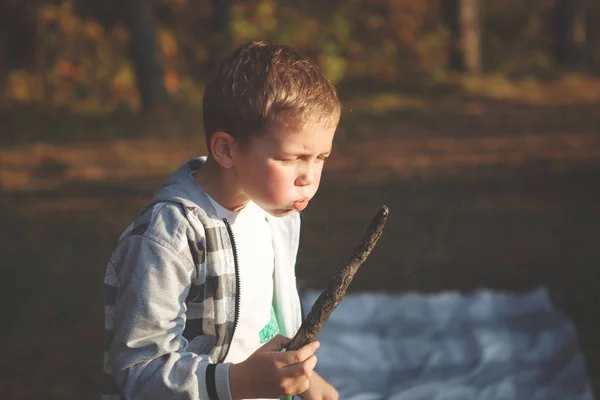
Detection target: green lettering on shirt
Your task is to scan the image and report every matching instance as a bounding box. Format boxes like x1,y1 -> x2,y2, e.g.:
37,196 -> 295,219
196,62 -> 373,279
259,307 -> 280,344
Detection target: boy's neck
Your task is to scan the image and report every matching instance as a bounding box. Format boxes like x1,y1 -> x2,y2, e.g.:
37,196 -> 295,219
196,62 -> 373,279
193,157 -> 250,212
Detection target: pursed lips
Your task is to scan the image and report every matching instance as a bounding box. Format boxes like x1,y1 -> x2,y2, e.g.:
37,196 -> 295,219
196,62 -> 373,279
292,198 -> 309,211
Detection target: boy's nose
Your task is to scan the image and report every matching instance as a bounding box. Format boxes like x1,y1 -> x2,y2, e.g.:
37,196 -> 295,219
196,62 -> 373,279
295,164 -> 314,187
295,172 -> 313,187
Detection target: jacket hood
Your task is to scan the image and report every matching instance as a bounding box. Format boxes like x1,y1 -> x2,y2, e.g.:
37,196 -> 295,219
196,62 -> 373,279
149,157 -> 219,216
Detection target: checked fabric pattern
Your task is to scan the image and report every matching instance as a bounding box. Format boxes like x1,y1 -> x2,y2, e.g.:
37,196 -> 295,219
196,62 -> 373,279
102,201 -> 239,399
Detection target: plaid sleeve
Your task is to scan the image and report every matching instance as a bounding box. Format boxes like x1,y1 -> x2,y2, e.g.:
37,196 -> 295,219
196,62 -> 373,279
103,233 -> 232,400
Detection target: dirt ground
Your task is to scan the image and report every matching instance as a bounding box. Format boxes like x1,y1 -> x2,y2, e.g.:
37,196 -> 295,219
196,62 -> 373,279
1,95 -> 600,399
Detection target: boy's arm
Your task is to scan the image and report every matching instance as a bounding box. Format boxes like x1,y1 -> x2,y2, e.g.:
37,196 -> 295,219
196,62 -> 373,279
106,234 -> 231,400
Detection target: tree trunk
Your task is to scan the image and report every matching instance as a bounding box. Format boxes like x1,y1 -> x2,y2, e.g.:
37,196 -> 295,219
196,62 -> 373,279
123,0 -> 169,115
442,0 -> 463,72
0,28 -> 7,107
212,0 -> 234,39
554,0 -> 586,69
443,0 -> 482,75
460,0 -> 482,75
205,0 -> 234,73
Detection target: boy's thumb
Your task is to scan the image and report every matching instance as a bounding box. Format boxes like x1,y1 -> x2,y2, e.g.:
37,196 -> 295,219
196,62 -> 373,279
258,334 -> 291,353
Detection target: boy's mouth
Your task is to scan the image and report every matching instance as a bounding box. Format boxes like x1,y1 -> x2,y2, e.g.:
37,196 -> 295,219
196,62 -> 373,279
292,198 -> 309,211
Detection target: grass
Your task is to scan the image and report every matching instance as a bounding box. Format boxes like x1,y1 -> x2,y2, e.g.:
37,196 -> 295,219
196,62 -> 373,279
1,75 -> 600,398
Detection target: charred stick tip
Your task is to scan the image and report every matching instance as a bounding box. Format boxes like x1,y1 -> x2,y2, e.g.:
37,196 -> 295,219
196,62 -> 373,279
380,205 -> 389,216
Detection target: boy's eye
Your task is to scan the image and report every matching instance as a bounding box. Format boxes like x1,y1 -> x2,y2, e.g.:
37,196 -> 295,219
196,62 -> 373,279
278,155 -> 329,164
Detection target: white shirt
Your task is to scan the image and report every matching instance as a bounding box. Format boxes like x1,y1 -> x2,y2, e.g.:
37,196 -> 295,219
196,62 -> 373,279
205,197 -> 280,365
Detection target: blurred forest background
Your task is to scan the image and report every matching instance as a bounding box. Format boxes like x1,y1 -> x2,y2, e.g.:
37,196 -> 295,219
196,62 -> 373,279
1,0 -> 600,399
0,0 -> 599,118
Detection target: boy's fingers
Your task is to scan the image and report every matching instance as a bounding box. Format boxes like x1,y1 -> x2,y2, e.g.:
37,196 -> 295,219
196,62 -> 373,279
257,334 -> 291,353
294,341 -> 319,364
275,340 -> 320,367
281,354 -> 318,378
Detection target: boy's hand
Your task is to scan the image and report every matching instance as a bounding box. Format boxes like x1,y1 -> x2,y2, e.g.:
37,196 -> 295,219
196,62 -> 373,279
298,372 -> 339,400
229,335 -> 320,400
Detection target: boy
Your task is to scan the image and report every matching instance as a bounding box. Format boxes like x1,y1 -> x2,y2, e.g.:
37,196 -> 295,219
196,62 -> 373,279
102,41 -> 341,400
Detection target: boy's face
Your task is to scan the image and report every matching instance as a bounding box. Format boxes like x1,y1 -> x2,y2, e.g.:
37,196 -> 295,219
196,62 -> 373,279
232,123 -> 336,217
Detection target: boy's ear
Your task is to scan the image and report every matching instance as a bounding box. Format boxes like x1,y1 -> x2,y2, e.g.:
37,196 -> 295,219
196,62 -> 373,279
210,131 -> 236,168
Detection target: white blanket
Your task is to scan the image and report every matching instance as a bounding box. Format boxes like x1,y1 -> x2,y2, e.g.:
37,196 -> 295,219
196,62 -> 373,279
301,288 -> 594,400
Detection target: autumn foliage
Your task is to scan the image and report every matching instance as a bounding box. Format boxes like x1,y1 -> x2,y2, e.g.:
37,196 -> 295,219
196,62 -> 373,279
1,0 -> 599,113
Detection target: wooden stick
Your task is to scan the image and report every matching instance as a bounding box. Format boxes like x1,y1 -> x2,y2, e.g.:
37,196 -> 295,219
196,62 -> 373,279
287,205 -> 390,351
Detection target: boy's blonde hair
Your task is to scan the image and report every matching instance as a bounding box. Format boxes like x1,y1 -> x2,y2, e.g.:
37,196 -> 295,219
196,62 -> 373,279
202,41 -> 341,148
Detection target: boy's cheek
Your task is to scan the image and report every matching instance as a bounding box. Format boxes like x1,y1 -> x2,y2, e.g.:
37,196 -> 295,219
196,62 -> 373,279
312,169 -> 323,188
315,167 -> 323,181
265,164 -> 293,185
263,167 -> 293,196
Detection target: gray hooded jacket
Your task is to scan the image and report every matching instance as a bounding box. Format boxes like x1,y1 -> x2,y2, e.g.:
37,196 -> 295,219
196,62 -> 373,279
102,158 -> 303,400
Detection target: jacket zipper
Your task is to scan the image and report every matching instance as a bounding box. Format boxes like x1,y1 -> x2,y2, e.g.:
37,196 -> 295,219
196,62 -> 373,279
221,218 -> 241,362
